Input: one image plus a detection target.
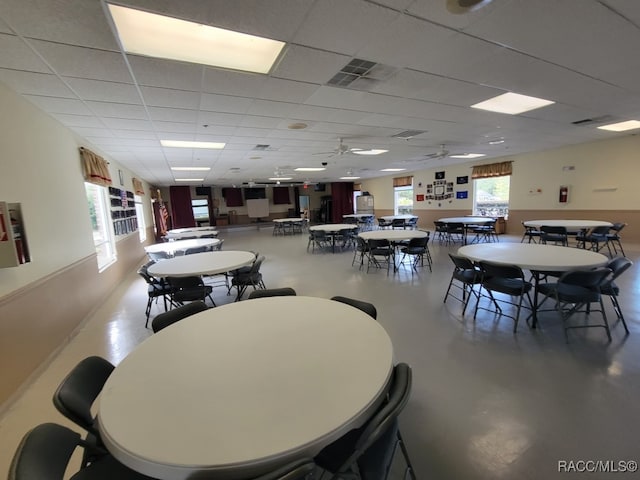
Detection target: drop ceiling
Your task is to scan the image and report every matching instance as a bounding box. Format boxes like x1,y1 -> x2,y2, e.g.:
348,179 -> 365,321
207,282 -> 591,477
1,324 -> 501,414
1,0 -> 639,186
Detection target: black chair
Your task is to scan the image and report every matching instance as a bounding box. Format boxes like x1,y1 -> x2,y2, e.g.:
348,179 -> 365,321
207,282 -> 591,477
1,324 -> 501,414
575,226 -> 611,254
468,220 -> 498,244
8,422 -> 154,480
248,287 -> 297,299
607,222 -> 627,256
137,262 -> 173,328
521,222 -> 541,244
537,267 -> 612,342
308,231 -> 329,252
540,225 -> 568,246
391,218 -> 406,230
405,217 -> 418,230
147,250 -> 169,262
184,245 -> 209,255
352,236 -> 370,269
366,239 -> 393,274
445,222 -> 465,245
474,261 -> 533,333
600,257 -> 633,334
232,255 -> 266,301
167,275 -> 216,307
52,356 -> 115,464
443,254 -> 481,315
433,221 -> 447,244
314,363 -> 416,480
399,234 -> 432,272
331,296 -> 377,320
378,218 -> 392,229
151,300 -> 208,333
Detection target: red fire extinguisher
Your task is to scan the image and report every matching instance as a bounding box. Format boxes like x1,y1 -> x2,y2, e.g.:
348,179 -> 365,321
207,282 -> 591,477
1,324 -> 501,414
559,185 -> 568,203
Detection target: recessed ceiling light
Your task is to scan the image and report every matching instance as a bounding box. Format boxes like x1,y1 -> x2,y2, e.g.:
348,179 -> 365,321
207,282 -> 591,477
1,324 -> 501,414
449,153 -> 486,159
352,149 -> 388,156
107,4 -> 285,74
269,177 -> 292,181
471,92 -> 555,115
340,176 -> 361,180
380,168 -> 406,172
295,167 -> 326,172
174,178 -> 204,182
161,140 -> 225,149
288,122 -> 308,130
170,167 -> 211,171
597,120 -> 640,132
488,139 -> 505,145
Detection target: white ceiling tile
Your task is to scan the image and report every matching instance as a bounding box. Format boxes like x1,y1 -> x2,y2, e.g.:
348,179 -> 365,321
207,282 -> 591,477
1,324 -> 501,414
140,86 -> 201,109
52,114 -> 105,129
101,118 -> 155,131
200,93 -> 253,114
64,78 -> 142,103
256,77 -> 318,103
0,34 -> 51,72
147,107 -> 198,123
85,101 -> 148,120
23,95 -> 92,115
128,55 -> 205,91
0,69 -> 75,97
273,45 -> 350,84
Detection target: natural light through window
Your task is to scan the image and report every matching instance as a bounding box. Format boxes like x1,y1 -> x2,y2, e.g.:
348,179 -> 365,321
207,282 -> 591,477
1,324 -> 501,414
85,182 -> 116,270
135,195 -> 146,242
394,185 -> 413,215
473,176 -> 510,217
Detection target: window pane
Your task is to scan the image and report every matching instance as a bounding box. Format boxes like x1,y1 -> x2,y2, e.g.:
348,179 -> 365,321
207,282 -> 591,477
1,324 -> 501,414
192,198 -> 209,221
135,195 -> 146,242
85,183 -> 116,270
473,176 -> 510,217
394,186 -> 413,215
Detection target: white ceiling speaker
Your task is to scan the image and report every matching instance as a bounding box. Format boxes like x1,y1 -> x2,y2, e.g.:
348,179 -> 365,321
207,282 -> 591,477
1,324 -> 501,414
446,0 -> 494,14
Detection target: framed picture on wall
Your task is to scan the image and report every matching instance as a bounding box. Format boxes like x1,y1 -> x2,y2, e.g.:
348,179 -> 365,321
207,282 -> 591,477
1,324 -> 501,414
456,191 -> 468,199
435,171 -> 445,180
457,176 -> 468,184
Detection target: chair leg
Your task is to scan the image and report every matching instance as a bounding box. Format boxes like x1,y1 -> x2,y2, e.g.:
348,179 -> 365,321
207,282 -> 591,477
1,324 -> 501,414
609,296 -> 629,334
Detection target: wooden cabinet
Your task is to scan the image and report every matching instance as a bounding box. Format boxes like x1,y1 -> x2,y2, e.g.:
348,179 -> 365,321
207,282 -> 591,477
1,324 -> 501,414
0,202 -> 30,267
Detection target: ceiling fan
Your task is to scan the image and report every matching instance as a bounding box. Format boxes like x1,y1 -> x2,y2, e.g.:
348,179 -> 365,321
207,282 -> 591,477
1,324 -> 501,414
313,138 -> 353,157
423,144 -> 451,160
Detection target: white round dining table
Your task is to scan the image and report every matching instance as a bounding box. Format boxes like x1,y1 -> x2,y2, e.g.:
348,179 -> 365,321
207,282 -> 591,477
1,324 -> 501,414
98,296 -> 394,480
380,215 -> 418,221
147,251 -> 255,277
358,230 -> 428,241
167,226 -> 218,234
165,229 -> 219,240
438,216 -> 494,224
523,219 -> 612,230
144,238 -> 220,256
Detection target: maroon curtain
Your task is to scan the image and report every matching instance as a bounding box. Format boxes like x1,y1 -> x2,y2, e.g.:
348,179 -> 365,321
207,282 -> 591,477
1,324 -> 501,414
169,186 -> 195,228
331,182 -> 354,222
222,188 -> 243,207
272,187 -> 291,205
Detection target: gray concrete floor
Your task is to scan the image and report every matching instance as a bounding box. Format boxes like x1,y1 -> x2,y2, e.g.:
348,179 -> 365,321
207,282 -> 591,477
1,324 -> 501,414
2,227 -> 639,479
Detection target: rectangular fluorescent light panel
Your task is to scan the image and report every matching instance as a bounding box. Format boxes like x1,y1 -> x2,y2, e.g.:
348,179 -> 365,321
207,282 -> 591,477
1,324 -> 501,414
108,4 -> 285,74
449,153 -> 486,159
340,176 -> 360,180
597,120 -> 640,132
171,167 -> 211,171
380,168 -> 406,172
175,178 -> 205,182
352,149 -> 388,156
161,140 -> 225,149
295,167 -> 326,172
471,92 -> 555,115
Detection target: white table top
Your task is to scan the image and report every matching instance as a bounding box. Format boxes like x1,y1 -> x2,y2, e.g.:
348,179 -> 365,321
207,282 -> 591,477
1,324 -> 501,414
359,230 -> 429,241
309,224 -> 357,232
458,243 -> 608,272
272,217 -> 305,223
439,216 -> 495,224
523,219 -> 613,229
380,215 -> 418,221
144,238 -> 220,255
168,226 -> 218,234
165,230 -> 219,240
147,251 -> 255,277
343,214 -> 374,218
99,296 -> 393,480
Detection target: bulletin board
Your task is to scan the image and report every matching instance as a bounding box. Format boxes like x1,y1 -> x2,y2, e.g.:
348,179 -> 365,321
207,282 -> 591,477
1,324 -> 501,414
247,199 -> 269,219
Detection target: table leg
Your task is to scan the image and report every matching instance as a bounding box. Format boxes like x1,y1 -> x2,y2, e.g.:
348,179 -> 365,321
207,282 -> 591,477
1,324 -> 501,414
530,271 -> 541,328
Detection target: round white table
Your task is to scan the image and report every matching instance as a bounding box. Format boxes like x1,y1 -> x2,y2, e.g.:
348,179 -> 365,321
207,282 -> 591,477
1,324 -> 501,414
167,227 -> 218,234
523,219 -> 613,230
438,217 -> 496,244
380,215 -> 417,221
458,243 -> 608,326
358,230 -> 428,242
147,251 -> 255,277
99,296 -> 394,480
309,224 -> 358,252
165,229 -> 219,240
144,238 -> 220,257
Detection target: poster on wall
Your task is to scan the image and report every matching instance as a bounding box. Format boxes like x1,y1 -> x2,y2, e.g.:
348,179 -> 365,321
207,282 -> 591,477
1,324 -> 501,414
457,176 -> 469,184
456,191 -> 468,199
435,171 -> 445,180
416,194 -> 425,202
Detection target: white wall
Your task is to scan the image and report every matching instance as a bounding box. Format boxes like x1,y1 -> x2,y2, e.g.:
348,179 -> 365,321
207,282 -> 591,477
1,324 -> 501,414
0,82 -> 152,297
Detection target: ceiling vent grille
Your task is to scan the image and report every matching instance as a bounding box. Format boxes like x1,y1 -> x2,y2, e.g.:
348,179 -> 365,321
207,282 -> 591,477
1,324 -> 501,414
328,59 -> 397,91
252,144 -> 278,151
392,130 -> 427,139
572,115 -> 615,126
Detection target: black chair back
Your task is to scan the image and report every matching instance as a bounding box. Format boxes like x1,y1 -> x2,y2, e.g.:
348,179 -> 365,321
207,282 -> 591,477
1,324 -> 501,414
151,301 -> 209,333
331,296 -> 377,319
248,288 -> 297,299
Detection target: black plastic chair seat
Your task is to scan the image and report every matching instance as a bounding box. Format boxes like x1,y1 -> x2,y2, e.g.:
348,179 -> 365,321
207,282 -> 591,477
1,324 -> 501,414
539,282 -> 600,304
482,277 -> 532,296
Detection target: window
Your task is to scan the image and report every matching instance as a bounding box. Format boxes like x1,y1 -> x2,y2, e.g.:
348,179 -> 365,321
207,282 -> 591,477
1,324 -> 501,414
192,198 -> 209,223
85,182 -> 116,271
473,176 -> 510,217
135,195 -> 146,242
394,186 -> 413,215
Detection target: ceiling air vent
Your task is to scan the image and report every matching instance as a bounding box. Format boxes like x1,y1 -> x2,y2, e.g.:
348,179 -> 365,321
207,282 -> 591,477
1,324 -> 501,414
328,59 -> 397,91
392,130 -> 427,139
572,115 -> 615,126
